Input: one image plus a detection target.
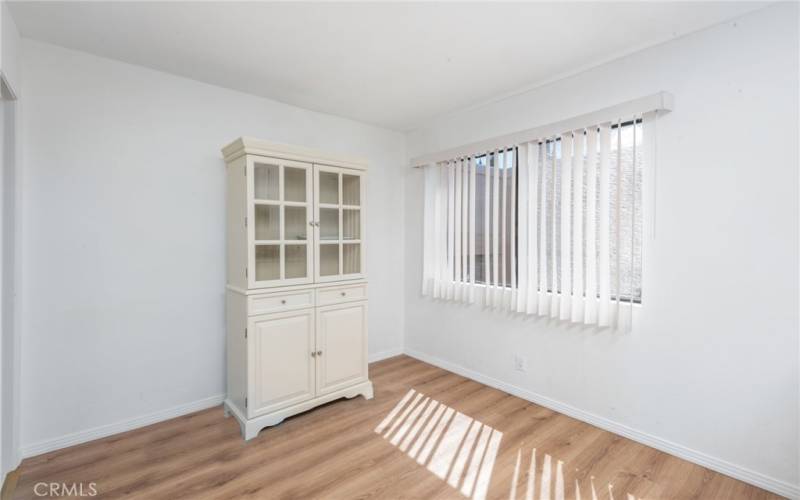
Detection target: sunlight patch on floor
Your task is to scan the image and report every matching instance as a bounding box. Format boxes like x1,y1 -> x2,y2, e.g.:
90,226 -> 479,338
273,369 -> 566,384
376,389 -> 643,500
375,389 -> 503,500
508,447 -> 641,500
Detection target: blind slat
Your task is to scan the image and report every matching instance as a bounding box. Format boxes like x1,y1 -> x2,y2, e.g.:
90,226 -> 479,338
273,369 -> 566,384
446,162 -> 454,299
434,164 -> 446,298
510,147 -> 517,309
528,142 -> 540,314
627,119 -> 638,331
422,164 -> 435,295
492,150 -> 501,306
571,129 -> 585,322
598,125 -> 611,325
463,159 -> 470,295
584,128 -> 598,324
614,121 -> 623,327
516,143 -> 529,312
454,158 -> 463,301
469,156 -> 476,303
550,138 -> 559,318
538,142 -> 548,315
500,149 -> 508,304
484,151 -> 491,305
559,133 -> 573,320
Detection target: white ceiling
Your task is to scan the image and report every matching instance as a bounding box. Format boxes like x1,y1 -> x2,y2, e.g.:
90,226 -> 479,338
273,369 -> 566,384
9,1 -> 768,131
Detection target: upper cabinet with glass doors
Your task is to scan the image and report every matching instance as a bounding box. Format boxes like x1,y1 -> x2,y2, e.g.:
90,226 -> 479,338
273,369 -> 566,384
315,165 -> 365,282
249,157 -> 314,287
222,138 -> 367,290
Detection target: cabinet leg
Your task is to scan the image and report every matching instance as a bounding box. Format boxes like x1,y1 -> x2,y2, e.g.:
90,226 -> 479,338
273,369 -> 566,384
362,384 -> 374,400
346,381 -> 373,400
244,423 -> 261,441
240,421 -> 253,440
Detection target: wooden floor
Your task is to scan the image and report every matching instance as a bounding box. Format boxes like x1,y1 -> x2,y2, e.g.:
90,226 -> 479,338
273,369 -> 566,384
13,355 -> 781,499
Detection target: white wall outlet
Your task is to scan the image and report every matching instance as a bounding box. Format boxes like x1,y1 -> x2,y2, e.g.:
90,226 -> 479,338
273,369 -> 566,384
514,355 -> 527,372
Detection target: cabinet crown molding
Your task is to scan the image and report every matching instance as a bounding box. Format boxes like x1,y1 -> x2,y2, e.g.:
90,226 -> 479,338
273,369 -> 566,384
222,137 -> 368,171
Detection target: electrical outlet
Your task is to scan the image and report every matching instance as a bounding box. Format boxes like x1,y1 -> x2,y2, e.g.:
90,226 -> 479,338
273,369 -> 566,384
514,355 -> 527,372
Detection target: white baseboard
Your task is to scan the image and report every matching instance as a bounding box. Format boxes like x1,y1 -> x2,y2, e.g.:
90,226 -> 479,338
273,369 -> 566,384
19,349 -> 403,460
403,348 -> 798,500
368,347 -> 404,363
16,349 -> 797,499
20,394 -> 225,459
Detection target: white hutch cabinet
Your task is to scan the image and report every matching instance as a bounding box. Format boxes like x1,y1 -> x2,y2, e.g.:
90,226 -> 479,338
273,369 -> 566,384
222,137 -> 372,440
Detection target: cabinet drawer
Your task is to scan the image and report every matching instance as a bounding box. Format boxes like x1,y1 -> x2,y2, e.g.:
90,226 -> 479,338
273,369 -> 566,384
316,284 -> 367,306
248,290 -> 314,316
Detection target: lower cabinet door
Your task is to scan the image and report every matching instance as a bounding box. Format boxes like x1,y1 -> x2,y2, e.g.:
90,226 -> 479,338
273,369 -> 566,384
316,301 -> 368,396
248,309 -> 315,418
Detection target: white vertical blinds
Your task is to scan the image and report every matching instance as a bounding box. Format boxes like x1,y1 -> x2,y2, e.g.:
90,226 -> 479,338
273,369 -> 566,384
421,111 -> 657,330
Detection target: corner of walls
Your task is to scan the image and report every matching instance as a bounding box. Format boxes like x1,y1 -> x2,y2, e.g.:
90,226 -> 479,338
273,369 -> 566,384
398,132 -> 410,358
0,0 -> 21,479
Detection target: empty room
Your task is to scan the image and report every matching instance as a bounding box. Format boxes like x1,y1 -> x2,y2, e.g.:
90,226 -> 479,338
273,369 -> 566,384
0,1 -> 797,499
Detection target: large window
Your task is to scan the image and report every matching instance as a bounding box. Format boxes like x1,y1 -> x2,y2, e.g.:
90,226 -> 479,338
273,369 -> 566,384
468,121 -> 642,303
422,114 -> 651,330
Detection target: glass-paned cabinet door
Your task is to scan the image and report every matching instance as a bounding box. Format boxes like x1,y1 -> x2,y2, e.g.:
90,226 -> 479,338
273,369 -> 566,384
248,157 -> 314,287
314,165 -> 365,282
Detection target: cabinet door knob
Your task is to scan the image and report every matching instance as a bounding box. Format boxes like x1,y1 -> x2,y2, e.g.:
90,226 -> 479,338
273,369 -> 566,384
311,352 -> 317,357
317,350 -> 323,356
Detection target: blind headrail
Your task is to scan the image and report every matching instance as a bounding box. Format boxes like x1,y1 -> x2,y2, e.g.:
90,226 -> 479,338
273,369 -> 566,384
410,91 -> 673,168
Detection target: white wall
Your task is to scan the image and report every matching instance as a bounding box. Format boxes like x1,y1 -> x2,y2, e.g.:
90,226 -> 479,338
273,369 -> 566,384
405,3 -> 798,496
18,39 -> 405,453
1,97 -> 18,479
0,0 -> 20,478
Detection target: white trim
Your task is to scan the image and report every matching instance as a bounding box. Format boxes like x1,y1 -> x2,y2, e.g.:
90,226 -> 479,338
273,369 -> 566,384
18,349 -> 400,458
403,348 -> 799,499
368,347 -> 404,363
222,137 -> 368,170
20,394 -> 225,459
410,91 -> 673,167
15,348 -> 795,498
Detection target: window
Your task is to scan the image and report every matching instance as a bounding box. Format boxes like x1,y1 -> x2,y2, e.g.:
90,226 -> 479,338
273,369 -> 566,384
467,121 -> 642,302
421,116 -> 649,329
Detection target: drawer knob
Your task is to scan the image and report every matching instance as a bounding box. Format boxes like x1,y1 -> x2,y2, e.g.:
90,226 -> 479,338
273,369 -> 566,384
341,292 -> 346,297
281,299 -> 287,304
